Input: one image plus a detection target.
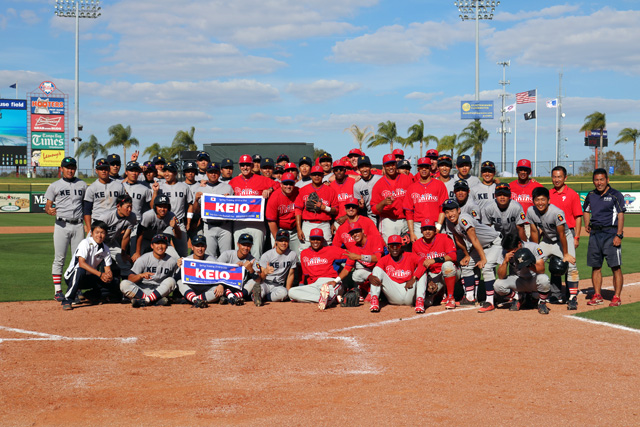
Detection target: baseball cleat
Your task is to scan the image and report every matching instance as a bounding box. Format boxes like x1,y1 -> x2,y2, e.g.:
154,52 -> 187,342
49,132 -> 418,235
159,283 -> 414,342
538,301 -> 550,315
54,291 -> 64,302
318,283 -> 331,310
131,298 -> 148,308
509,299 -> 521,311
369,295 -> 380,312
154,297 -> 170,306
478,302 -> 495,313
459,296 -> 477,306
252,283 -> 263,307
424,294 -> 435,308
587,294 -> 603,306
415,297 -> 425,314
609,296 -> 622,307
219,295 -> 228,305
567,297 -> 578,310
549,296 -> 564,305
61,300 -> 73,311
193,297 -> 208,309
445,297 -> 456,310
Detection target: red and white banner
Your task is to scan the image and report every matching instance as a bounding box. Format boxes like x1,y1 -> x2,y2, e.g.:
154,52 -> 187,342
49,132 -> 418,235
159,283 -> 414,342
31,114 -> 64,132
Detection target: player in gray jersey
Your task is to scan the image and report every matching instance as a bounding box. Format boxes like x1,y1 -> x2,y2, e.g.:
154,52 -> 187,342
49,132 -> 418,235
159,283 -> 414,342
453,155 -> 481,189
220,158 -> 235,183
252,230 -> 298,305
176,235 -> 217,308
120,233 -> 178,307
152,162 -> 193,257
453,180 -> 482,222
353,155 -> 382,224
107,154 -> 124,182
192,162 -> 235,258
134,194 -> 180,260
481,183 -> 527,241
45,156 -> 88,301
443,199 -> 501,312
183,160 -> 204,242
527,187 -> 578,304
102,194 -> 137,278
195,151 -> 211,182
436,154 -> 456,198
218,233 -> 262,305
471,160 -> 499,210
122,161 -> 153,222
83,158 -> 127,232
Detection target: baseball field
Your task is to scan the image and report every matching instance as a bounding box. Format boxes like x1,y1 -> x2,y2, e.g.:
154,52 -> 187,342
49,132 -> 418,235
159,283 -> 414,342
1,214 -> 639,425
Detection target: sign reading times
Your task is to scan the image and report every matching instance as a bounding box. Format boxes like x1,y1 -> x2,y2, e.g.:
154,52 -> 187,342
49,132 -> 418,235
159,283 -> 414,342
31,132 -> 65,150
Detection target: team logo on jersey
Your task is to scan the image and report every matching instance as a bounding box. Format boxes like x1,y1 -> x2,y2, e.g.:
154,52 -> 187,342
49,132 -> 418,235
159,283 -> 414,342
520,212 -> 526,220
537,248 -> 543,256
461,218 -> 468,226
471,209 -> 478,218
385,265 -> 411,280
557,214 -> 564,222
302,256 -> 329,266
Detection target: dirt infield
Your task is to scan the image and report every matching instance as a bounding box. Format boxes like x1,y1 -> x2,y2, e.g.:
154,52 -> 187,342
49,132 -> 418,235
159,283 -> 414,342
1,276 -> 639,425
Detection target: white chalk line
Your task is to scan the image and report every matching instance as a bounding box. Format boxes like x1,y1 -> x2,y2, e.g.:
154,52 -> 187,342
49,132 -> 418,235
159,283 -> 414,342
0,325 -> 137,344
565,315 -> 640,335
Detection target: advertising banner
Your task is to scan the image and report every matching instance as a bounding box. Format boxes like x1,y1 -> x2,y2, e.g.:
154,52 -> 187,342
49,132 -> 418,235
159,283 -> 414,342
0,192 -> 31,213
31,132 -> 65,150
201,194 -> 264,221
30,97 -> 65,115
622,192 -> 640,214
32,149 -> 65,167
461,101 -> 494,120
31,193 -> 47,213
31,114 -> 64,132
0,99 -> 27,110
181,259 -> 245,290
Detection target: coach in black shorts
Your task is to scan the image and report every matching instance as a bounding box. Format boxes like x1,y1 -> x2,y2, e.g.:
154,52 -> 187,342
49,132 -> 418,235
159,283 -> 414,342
582,168 -> 625,307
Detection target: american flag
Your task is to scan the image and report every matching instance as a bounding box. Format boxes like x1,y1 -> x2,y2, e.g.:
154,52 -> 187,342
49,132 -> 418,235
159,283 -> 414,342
516,90 -> 536,104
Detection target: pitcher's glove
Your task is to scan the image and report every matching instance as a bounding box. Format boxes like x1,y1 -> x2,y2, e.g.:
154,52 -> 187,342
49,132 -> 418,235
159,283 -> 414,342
427,281 -> 439,295
306,191 -> 321,213
340,286 -> 360,307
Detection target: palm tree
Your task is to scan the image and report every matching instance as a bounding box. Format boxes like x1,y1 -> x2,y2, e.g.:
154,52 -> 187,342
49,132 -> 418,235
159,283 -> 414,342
344,124 -> 373,152
105,124 -> 139,161
172,126 -> 197,153
457,121 -> 489,175
76,134 -> 107,176
579,111 -> 606,168
143,143 -> 163,161
616,128 -> 640,175
438,134 -> 457,159
406,119 -> 437,157
367,120 -> 401,152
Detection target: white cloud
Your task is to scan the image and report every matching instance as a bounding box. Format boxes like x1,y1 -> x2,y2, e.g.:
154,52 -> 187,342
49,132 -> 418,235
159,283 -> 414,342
286,79 -> 360,103
91,110 -> 212,125
405,91 -> 443,101
19,9 -> 40,25
494,4 -> 580,22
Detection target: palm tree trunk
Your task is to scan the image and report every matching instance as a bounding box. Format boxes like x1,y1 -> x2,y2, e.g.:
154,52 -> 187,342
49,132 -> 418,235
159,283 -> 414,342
390,141 -> 394,151
634,141 -> 637,175
420,140 -> 423,158
124,147 -> 127,163
91,153 -> 96,177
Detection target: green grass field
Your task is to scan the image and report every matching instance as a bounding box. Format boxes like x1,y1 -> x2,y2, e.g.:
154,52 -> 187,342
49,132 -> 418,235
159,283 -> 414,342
574,302 -> 640,330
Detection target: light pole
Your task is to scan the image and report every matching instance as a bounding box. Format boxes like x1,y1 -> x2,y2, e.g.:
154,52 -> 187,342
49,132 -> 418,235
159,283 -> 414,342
454,1 -> 500,101
54,0 -> 101,161
497,60 -> 510,173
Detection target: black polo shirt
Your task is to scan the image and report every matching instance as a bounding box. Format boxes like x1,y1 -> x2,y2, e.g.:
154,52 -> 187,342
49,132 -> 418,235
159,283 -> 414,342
582,186 -> 626,230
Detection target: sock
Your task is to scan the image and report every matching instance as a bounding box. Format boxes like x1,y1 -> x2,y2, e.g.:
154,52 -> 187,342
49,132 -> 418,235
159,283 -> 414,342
539,292 -> 549,302
225,289 -> 232,296
52,275 -> 62,292
146,290 -> 161,303
463,276 -> 475,300
568,282 -> 578,299
484,280 -> 495,305
234,291 -> 243,299
444,275 -> 456,299
185,291 -> 196,302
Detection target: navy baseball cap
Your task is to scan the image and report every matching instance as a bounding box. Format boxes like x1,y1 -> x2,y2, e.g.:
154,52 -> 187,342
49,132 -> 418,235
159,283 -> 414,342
126,161 -> 142,172
221,158 -> 234,168
252,154 -> 262,162
276,229 -> 290,241
299,156 -> 313,167
151,234 -> 169,244
481,161 -> 496,172
206,162 -> 221,172
456,155 -> 472,166
357,155 -> 372,167
152,155 -> 166,165
442,199 -> 460,211
143,161 -> 156,171
154,194 -> 170,205
164,162 -> 178,173
260,158 -> 274,168
319,152 -> 332,162
95,158 -> 110,170
437,155 -> 453,166
238,233 -> 254,245
107,154 -> 121,165
183,161 -> 198,171
495,183 -> 511,196
196,151 -> 210,161
61,157 -> 77,168
397,159 -> 411,170
274,165 -> 284,174
277,154 -> 289,163
454,179 -> 469,192
191,235 -> 207,246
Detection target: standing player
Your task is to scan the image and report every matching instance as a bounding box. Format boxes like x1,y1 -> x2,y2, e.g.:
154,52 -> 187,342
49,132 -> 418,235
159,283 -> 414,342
195,151 -> 211,182
436,154 -> 456,198
472,161 -> 498,211
253,230 -> 298,306
83,158 -> 127,232
295,165 -> 338,249
353,155 -> 382,224
392,148 -> 405,161
45,157 -> 87,301
122,161 -> 153,223
134,194 -> 180,260
107,154 -> 123,181
102,194 -> 137,280
482,184 -> 528,241
220,158 -> 234,183
318,152 -> 334,183
296,156 -> 314,188
509,159 -> 543,217
452,180 -> 482,222
453,155 -> 481,188
426,149 -> 440,178
176,235 -> 216,308
329,159 -> 356,221
266,172 -> 300,252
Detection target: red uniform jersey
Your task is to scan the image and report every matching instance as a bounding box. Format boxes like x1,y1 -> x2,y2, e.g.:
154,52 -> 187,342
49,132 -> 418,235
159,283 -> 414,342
294,183 -> 338,222
412,234 -> 457,274
549,186 -> 583,229
509,179 -> 543,215
229,173 -> 277,196
265,187 -> 299,230
332,215 -> 381,248
344,234 -> 385,270
403,178 -> 448,223
371,174 -> 414,219
376,252 -> 426,284
300,245 -> 346,283
329,176 -> 356,217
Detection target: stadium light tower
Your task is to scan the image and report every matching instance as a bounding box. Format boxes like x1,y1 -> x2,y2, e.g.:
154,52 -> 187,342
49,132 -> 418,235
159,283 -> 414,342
454,1 -> 500,101
54,0 -> 101,160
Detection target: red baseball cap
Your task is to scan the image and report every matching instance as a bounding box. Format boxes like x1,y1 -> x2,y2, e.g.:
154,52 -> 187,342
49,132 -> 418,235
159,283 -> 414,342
426,149 -> 439,158
417,157 -> 431,166
333,160 -> 347,169
420,218 -> 437,228
517,159 -> 532,170
239,154 -> 252,164
383,154 -> 396,165
309,228 -> 324,239
388,235 -> 403,245
348,148 -> 365,157
281,172 -> 296,184
392,149 -> 405,156
310,165 -> 323,175
344,197 -> 359,207
285,162 -> 298,170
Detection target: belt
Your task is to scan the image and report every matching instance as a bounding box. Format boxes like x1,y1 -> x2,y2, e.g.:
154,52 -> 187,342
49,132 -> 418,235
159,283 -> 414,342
57,217 -> 82,225
590,224 -> 616,231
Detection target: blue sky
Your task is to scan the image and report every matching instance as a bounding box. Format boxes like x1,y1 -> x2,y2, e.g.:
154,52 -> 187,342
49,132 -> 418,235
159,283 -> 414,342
1,0 -> 639,174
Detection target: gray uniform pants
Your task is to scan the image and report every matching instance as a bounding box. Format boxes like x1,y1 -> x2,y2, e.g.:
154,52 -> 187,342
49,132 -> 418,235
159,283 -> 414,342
246,280 -> 288,302
352,265 -> 373,284
177,281 -> 223,303
370,266 -> 425,306
379,217 -> 408,243
300,221 -> 332,250
171,223 -> 189,257
52,220 -> 84,275
120,278 -> 176,299
204,221 -> 233,258
109,246 -> 133,277
540,233 -> 579,298
461,236 -> 502,281
288,277 -> 336,303
233,221 -> 266,259
494,274 -> 551,295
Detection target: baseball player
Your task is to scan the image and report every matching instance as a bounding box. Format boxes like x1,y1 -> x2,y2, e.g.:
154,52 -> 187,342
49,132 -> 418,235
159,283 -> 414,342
122,161 -> 153,222
452,155 -> 481,188
392,148 -> 405,161
45,156 -> 88,301
509,159 -> 543,216
83,158 -> 127,232
453,180 -> 482,222
332,197 -> 381,249
443,199 -> 501,313
317,152 -> 334,183
471,160 -> 498,210
195,151 -> 211,182
284,162 -> 298,181
60,220 -> 118,310
294,165 -> 338,249
152,155 -> 167,181
182,160 -> 203,241
260,157 -> 276,180
229,154 -> 278,258
176,235 -> 217,308
120,233 -> 178,307
412,218 -> 459,310
397,159 -> 413,177
107,154 -> 123,181
526,187 -> 578,307
342,222 -> 385,302
289,228 -> 350,310
266,172 -> 300,253
101,194 -> 137,280
252,230 -> 299,306
295,156 -> 313,188
436,154 -> 456,198
134,194 -> 181,260
152,161 -> 193,257
191,162 -> 235,258
220,158 -> 234,183
426,149 -> 440,178
371,154 -> 414,242
140,161 -> 158,185
404,157 -> 448,241
368,235 -> 427,313
276,154 -> 290,168
252,154 -> 262,175
329,159 -> 356,221
218,233 -> 262,306
482,183 -> 528,241
494,234 -> 551,314
353,155 -> 382,224
346,148 -> 365,171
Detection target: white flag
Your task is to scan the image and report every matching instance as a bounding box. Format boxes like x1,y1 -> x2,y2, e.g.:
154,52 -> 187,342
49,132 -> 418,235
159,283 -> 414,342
546,99 -> 558,108
504,103 -> 516,113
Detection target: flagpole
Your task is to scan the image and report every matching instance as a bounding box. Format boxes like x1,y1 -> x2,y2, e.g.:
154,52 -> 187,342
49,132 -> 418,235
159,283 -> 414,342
534,88 -> 538,177
513,104 -> 517,175
15,82 -> 18,99
555,100 -> 559,166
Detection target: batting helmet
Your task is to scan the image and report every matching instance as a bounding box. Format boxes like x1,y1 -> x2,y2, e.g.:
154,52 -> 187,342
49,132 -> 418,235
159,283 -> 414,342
548,255 -> 569,276
514,248 -> 536,270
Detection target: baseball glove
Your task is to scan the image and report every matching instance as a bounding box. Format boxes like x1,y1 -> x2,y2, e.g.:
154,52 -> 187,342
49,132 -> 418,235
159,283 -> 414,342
306,191 -> 320,213
340,286 -> 360,307
427,281 -> 439,294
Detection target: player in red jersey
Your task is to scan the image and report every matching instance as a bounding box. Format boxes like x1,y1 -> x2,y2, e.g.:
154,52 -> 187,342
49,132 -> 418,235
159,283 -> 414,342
371,154 -> 414,242
329,159 -> 356,221
346,148 -> 365,173
288,228 -> 350,310
509,159 -> 543,215
426,149 -> 440,178
332,197 -> 381,249
266,172 -> 300,253
403,157 -> 448,242
368,235 -> 427,313
343,222 -> 385,301
229,154 -> 278,258
412,218 -> 459,310
294,165 -> 338,249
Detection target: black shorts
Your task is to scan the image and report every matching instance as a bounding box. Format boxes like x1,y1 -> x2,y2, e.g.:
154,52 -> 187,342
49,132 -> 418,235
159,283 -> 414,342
587,232 -> 622,268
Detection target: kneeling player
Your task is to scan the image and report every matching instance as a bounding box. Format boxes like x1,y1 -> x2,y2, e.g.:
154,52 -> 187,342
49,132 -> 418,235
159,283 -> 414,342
494,234 -> 551,314
343,222 -> 385,302
368,235 -> 427,313
176,235 -> 218,308
120,234 -> 178,307
218,233 -> 262,306
253,230 -> 298,306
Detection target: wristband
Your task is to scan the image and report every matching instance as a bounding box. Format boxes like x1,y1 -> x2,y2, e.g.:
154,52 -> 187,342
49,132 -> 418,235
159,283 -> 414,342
435,223 -> 442,231
361,254 -> 372,263
334,277 -> 342,284
323,205 -> 331,213
187,212 -> 194,219
434,256 -> 445,263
